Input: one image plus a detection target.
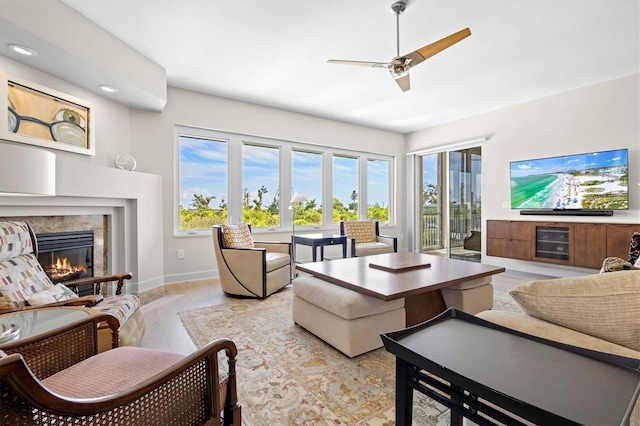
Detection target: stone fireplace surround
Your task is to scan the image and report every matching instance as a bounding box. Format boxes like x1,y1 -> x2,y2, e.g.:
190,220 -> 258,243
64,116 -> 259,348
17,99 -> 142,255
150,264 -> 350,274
2,215 -> 106,278
0,156 -> 165,294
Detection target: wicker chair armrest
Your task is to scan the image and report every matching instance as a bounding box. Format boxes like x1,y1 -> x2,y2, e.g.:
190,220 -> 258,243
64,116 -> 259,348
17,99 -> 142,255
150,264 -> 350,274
1,338 -> 240,425
64,273 -> 133,296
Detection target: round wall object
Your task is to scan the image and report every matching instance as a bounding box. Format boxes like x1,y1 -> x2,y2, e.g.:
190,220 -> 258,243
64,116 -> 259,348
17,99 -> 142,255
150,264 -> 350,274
114,154 -> 137,171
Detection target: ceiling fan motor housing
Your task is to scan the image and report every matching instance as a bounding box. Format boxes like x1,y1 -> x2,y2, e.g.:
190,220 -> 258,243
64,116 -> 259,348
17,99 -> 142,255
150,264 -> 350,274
391,1 -> 406,15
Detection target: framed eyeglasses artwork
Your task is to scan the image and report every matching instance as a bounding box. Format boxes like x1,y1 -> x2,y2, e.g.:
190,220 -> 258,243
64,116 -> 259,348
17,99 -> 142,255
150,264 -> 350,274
0,73 -> 95,155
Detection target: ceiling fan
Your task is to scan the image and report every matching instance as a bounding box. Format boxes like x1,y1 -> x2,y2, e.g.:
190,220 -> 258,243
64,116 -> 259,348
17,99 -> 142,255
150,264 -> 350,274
327,1 -> 471,92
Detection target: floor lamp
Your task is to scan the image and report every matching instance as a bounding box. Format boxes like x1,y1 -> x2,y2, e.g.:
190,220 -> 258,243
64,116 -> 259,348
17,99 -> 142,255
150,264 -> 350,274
290,191 -> 309,237
290,191 -> 308,278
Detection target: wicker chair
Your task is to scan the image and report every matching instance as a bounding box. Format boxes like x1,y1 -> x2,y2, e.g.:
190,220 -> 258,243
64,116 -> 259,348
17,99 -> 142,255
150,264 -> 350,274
0,311 -> 240,425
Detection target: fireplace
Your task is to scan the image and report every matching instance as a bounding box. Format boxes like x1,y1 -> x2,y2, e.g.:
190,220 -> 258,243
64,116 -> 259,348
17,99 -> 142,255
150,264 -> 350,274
36,230 -> 94,295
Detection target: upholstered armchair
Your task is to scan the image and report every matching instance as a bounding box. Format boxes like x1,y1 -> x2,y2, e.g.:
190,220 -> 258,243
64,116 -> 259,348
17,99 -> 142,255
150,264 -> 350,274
0,312 -> 240,425
0,221 -> 144,351
339,220 -> 398,257
212,224 -> 292,299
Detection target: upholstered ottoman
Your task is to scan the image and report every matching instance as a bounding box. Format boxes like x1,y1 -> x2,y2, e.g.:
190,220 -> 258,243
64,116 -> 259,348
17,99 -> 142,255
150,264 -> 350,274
440,276 -> 493,315
292,276 -> 405,357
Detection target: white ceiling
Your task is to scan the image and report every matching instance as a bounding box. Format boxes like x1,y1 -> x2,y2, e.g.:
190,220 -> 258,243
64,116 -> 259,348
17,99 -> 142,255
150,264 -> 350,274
31,1 -> 640,133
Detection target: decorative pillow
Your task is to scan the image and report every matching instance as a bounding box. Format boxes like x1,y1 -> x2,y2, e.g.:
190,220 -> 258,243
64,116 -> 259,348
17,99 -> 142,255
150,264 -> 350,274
509,271 -> 640,351
0,221 -> 34,261
600,256 -> 639,273
27,283 -> 79,306
0,253 -> 54,309
221,224 -> 255,249
344,221 -> 377,243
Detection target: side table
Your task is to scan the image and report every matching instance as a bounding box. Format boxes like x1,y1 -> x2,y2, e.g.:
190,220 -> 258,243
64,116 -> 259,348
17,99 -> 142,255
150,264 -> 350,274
382,309 -> 640,426
292,233 -> 347,262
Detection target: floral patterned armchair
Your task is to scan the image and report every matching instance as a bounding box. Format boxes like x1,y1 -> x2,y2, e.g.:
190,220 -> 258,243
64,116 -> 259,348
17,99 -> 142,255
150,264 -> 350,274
0,221 -> 144,350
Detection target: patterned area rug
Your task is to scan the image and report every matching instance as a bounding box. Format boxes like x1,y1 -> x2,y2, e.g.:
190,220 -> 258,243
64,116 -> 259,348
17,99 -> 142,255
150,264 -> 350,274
179,286 -> 522,425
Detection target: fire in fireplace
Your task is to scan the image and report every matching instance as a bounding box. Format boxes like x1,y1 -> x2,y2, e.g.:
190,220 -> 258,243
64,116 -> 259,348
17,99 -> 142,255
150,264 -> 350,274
36,231 -> 94,293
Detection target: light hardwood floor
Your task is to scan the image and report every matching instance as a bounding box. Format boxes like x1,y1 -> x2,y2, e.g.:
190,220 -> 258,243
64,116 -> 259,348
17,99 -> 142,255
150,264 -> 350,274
137,268 -> 554,355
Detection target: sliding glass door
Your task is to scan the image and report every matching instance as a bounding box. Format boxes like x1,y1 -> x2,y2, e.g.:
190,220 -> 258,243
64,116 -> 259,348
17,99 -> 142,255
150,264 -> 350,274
418,146 -> 482,261
420,153 -> 444,253
449,147 -> 482,261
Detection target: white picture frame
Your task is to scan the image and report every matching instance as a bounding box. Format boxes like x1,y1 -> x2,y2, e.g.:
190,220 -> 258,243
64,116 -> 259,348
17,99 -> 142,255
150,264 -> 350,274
0,73 -> 95,156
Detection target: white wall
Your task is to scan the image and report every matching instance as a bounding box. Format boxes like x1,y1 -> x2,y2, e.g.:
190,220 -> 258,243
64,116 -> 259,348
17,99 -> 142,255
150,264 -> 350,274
406,73 -> 640,276
129,87 -> 407,283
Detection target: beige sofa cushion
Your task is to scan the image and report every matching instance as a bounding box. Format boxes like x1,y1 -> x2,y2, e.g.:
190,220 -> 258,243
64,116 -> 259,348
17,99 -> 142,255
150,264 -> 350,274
477,310 -> 640,359
510,271 -> 640,351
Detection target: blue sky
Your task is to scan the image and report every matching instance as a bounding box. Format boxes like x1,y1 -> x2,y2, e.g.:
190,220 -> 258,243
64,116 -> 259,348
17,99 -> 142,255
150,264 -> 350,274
179,136 -> 389,209
510,148 -> 628,177
179,136 -> 227,209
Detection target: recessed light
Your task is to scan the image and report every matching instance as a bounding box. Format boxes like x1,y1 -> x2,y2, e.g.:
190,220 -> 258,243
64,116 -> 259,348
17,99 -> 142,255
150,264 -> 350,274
99,85 -> 118,93
8,44 -> 38,56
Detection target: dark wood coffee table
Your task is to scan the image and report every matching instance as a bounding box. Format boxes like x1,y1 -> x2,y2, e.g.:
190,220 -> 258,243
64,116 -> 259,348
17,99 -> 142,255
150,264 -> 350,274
296,252 -> 505,326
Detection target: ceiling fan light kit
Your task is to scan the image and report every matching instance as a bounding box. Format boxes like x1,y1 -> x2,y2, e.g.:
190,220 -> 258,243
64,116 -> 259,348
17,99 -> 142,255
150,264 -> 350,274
328,0 -> 471,92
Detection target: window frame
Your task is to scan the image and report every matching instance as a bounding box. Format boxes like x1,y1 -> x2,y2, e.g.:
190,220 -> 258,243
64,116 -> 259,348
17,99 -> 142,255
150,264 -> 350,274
174,125 -> 395,236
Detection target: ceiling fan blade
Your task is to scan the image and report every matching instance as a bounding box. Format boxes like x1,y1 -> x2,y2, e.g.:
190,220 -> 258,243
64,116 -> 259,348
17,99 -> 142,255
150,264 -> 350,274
394,73 -> 410,92
405,28 -> 471,68
327,59 -> 391,69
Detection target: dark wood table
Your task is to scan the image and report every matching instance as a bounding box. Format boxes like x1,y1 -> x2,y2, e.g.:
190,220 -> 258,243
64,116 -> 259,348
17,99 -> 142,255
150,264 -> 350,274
382,309 -> 640,425
296,252 -> 505,326
292,233 -> 347,262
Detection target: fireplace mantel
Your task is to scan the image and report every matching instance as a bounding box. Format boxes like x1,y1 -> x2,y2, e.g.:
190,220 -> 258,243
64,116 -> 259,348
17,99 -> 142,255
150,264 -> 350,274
0,156 -> 164,293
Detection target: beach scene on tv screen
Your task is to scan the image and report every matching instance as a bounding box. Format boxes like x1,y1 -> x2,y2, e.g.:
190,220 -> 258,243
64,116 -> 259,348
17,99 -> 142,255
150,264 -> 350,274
510,149 -> 628,210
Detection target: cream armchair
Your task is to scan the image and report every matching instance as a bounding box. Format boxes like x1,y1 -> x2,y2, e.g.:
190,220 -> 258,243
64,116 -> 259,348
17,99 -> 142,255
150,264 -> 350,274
212,224 -> 292,299
339,220 -> 397,257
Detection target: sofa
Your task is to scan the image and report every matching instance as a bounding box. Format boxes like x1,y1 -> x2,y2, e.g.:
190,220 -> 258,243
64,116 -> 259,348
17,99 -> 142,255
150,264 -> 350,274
477,270 -> 640,424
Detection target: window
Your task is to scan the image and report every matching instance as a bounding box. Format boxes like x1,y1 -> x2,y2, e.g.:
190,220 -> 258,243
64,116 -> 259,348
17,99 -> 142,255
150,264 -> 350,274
178,135 -> 228,230
242,143 -> 280,226
332,155 -> 358,223
175,125 -> 395,235
292,150 -> 322,226
367,159 -> 390,223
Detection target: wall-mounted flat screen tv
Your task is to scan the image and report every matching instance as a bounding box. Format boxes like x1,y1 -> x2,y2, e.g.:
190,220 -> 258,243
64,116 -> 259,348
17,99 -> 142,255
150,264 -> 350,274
510,148 -> 629,210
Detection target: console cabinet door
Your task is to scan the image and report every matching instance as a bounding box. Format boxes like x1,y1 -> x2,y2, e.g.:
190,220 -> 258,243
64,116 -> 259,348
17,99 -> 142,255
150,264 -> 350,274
606,224 -> 639,260
573,223 -> 607,269
532,223 -> 573,265
486,221 -> 532,260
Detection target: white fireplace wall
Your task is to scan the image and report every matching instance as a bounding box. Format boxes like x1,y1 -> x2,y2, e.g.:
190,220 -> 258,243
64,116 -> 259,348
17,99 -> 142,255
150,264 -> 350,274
0,163 -> 164,293
0,56 -> 164,293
